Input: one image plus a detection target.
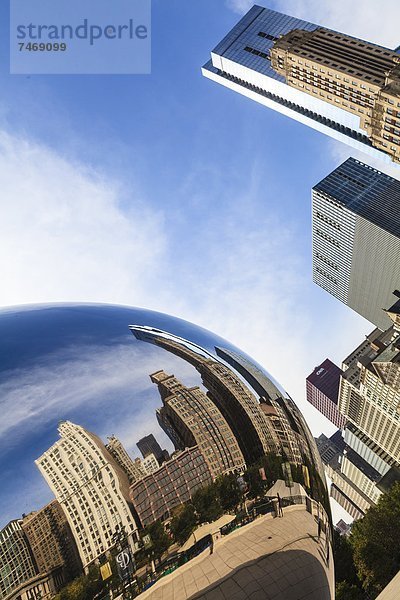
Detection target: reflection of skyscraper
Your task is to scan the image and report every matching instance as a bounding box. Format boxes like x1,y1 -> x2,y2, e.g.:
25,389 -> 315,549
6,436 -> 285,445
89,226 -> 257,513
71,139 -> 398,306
215,346 -> 306,465
22,500 -> 82,585
306,359 -> 346,429
143,333 -> 279,465
151,370 -> 245,478
136,433 -> 168,464
0,521 -> 38,599
312,159 -> 400,329
106,435 -> 146,483
129,447 -> 212,527
36,421 -> 138,571
203,5 -> 400,164
130,326 -> 309,465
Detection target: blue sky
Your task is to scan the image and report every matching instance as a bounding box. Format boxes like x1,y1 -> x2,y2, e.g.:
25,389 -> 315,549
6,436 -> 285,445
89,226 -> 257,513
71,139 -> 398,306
1,0 -> 400,523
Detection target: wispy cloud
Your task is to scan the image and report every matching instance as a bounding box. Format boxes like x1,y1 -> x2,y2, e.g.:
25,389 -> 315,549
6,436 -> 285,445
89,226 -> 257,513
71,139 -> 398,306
275,0 -> 400,47
0,130 -> 168,307
0,341 -> 200,449
225,0 -> 254,15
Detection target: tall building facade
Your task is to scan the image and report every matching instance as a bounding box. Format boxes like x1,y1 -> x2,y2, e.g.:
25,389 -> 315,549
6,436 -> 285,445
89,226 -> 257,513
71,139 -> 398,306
312,158 -> 400,330
203,5 -> 400,163
106,435 -> 146,483
338,306 -> 400,463
316,432 -> 378,519
129,446 -> 212,527
22,500 -> 82,584
151,370 -> 246,478
306,359 -> 346,428
36,421 -> 138,571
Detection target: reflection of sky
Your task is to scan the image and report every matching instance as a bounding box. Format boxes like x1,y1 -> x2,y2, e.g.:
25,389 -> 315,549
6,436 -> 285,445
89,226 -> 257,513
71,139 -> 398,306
0,303 -> 253,527
0,303 -> 310,529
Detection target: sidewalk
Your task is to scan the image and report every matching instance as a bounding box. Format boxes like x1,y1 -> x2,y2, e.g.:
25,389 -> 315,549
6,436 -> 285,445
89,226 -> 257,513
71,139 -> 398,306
139,505 -> 334,600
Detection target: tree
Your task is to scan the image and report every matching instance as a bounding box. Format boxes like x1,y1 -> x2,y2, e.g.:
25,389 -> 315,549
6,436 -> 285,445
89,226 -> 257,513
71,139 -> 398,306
333,529 -> 359,587
335,581 -> 365,600
145,520 -> 172,560
170,503 -> 196,545
350,482 -> 400,596
192,485 -> 223,523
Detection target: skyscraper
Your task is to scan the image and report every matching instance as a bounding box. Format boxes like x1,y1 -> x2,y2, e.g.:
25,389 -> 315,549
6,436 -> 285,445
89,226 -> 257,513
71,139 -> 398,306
36,421 -> 138,571
338,303 -> 400,464
151,370 -> 246,478
312,158 -> 400,329
203,5 -> 400,163
306,359 -> 346,428
316,432 -> 378,519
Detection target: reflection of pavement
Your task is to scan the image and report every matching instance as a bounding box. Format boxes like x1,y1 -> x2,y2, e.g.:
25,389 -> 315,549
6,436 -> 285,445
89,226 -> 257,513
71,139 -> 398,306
140,506 -> 334,599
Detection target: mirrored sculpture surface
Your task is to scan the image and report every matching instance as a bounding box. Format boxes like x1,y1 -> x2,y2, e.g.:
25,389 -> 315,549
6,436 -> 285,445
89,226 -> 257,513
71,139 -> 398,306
0,304 -> 334,599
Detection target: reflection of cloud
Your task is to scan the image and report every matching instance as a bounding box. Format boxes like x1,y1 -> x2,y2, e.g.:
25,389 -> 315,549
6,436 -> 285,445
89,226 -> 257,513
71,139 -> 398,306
0,341 -> 201,445
0,338 -> 203,527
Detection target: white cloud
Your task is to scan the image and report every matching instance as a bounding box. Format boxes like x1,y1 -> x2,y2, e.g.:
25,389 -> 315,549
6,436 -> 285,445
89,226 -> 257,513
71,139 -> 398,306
0,127 -> 373,443
225,0 -> 254,15
276,0 -> 400,48
0,131 -> 168,307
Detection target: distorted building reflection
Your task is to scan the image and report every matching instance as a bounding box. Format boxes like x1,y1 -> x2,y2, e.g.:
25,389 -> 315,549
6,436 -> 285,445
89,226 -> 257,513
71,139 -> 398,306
0,305 -> 334,599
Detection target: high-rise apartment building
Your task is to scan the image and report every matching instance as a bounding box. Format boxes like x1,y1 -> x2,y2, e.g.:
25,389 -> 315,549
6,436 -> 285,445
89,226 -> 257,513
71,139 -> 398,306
338,305 -> 400,463
136,434 -> 169,464
129,446 -> 212,527
151,370 -> 246,478
36,421 -> 138,571
203,5 -> 400,163
315,431 -> 345,466
316,432 -> 378,519
214,346 -> 311,465
22,500 -> 82,586
312,158 -> 400,330
106,435 -> 146,483
306,359 -> 346,428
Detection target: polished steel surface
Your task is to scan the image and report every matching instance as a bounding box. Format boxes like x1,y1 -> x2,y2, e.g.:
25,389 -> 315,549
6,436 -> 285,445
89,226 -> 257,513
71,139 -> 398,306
0,304 -> 334,599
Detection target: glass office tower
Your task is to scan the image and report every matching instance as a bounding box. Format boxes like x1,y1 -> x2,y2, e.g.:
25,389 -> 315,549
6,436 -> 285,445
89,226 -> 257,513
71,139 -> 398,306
312,157 -> 400,330
203,5 -> 400,164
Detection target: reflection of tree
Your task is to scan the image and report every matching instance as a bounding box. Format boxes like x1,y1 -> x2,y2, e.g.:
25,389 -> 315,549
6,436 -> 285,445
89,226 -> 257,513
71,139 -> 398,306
192,486 -> 223,524
54,565 -> 103,600
144,521 -> 171,560
215,473 -> 242,512
170,504 -> 197,546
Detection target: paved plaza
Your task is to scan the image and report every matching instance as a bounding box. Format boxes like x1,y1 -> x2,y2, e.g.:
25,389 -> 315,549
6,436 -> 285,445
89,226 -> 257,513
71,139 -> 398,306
140,505 -> 334,600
